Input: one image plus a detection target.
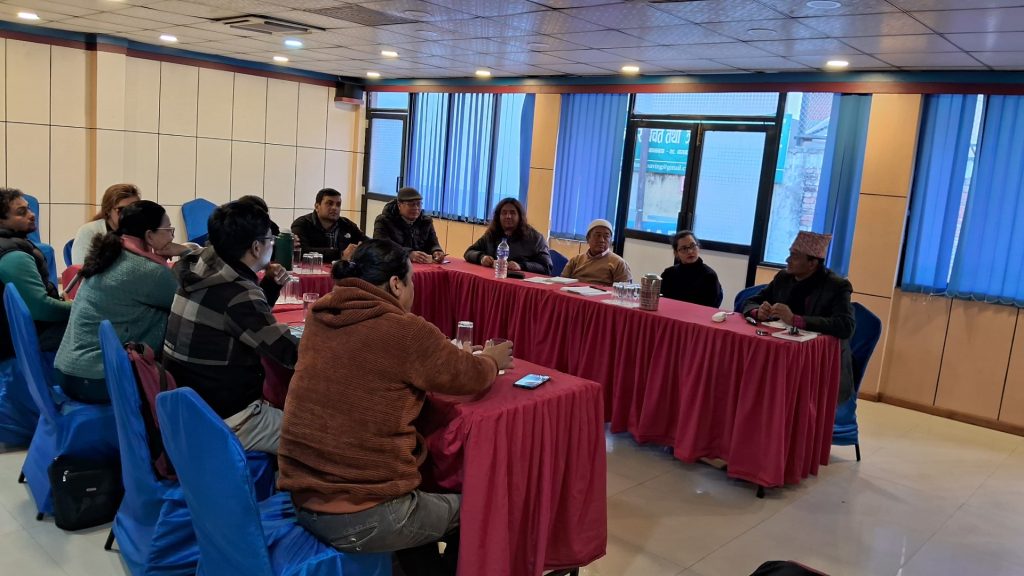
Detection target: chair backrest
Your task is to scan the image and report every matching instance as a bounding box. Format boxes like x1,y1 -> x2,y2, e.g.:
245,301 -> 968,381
850,303 -> 883,394
100,321 -> 167,518
25,194 -> 41,244
63,239 -> 74,267
549,248 -> 568,277
3,285 -> 59,424
733,283 -> 767,313
156,388 -> 275,576
181,199 -> 217,245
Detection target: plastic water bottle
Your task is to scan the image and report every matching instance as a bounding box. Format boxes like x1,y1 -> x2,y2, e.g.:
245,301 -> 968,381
495,238 -> 510,279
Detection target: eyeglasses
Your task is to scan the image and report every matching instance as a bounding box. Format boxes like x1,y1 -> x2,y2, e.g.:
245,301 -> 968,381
257,236 -> 275,243
400,201 -> 423,208
156,227 -> 175,235
677,243 -> 699,252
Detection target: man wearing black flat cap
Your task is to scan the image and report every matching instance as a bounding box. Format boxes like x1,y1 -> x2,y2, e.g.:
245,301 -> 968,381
373,187 -> 446,264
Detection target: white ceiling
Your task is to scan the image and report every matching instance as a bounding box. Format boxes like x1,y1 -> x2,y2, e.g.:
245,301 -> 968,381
4,0 -> 1024,79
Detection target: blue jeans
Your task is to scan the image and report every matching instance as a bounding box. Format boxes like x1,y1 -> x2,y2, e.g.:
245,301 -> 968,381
297,491 -> 460,576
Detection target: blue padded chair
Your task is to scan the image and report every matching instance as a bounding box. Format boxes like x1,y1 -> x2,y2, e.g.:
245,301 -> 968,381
63,239 -> 74,267
99,321 -> 280,575
22,195 -> 58,285
4,285 -> 118,519
0,358 -> 38,447
549,249 -> 568,277
733,283 -> 767,313
157,387 -> 391,576
100,321 -> 199,575
181,199 -> 217,245
833,303 -> 882,462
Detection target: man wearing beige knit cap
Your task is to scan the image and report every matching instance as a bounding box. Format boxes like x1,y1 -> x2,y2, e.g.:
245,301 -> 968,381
560,219 -> 632,286
741,231 -> 856,403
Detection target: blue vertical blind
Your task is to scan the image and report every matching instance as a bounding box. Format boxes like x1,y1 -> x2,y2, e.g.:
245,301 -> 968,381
406,93 -> 534,221
550,93 -> 629,239
902,94 -> 980,294
946,96 -> 1024,305
813,94 -> 871,277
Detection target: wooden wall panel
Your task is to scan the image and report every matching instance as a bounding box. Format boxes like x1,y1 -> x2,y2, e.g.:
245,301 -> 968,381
847,194 -> 908,298
851,293 -> 892,397
859,94 -> 921,198
879,291 -> 950,406
999,309 -> 1024,427
935,300 -> 1017,420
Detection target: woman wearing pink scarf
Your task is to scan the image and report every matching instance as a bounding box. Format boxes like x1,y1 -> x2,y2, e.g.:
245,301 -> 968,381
55,201 -> 194,403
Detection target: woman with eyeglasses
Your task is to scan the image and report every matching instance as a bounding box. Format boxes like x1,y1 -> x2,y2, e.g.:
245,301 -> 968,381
660,230 -> 723,308
55,200 -> 195,403
70,183 -> 142,265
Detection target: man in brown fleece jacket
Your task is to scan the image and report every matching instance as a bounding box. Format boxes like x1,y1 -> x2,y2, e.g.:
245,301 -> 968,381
278,240 -> 512,576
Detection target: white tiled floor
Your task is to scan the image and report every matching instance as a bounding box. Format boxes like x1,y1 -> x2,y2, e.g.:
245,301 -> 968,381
2,400 -> 1023,576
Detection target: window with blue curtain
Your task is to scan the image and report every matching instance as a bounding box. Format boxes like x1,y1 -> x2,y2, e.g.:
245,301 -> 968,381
904,94 -> 1024,306
550,93 -> 629,239
763,93 -> 871,276
406,93 -> 534,221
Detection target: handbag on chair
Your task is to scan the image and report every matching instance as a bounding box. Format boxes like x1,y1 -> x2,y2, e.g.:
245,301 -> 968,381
48,455 -> 124,531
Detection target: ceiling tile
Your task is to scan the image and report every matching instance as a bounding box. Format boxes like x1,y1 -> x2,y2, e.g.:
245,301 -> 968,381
374,21 -> 477,40
316,26 -> 419,44
497,51 -> 575,65
187,20 -> 272,36
799,13 -> 933,37
308,46 -> 382,59
968,51 -> 1024,67
619,24 -> 737,45
761,0 -> 901,17
947,31 -> 1024,52
500,34 -> 588,51
8,0 -> 100,17
677,42 -> 777,58
536,62 -> 610,74
179,0 -> 290,15
842,34 -> 962,53
749,38 -> 861,56
877,52 -> 986,67
788,53 -> 894,68
911,8 -> 1024,34
270,0 -> 349,8
703,18 -> 827,40
545,48 -> 631,63
145,1 -> 243,19
111,6 -> 207,25
36,0 -> 151,8
421,0 -> 545,17
652,0 -> 787,24
357,0 -> 477,22
430,16 -> 531,37
529,0 -> 620,8
552,30 -> 656,49
266,9 -> 367,29
627,59 -> 735,72
603,45 -> 698,61
163,25 -> 241,41
492,64 -> 560,75
405,55 -> 476,67
433,37 -> 519,53
489,10 -> 605,34
712,56 -> 810,70
79,10 -> 168,29
346,43 -> 424,57
890,0 -> 1024,9
1,7 -> 87,22
562,4 -> 689,28
52,17 -> 134,33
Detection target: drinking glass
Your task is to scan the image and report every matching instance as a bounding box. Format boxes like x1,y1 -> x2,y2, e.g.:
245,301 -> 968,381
292,246 -> 302,270
282,275 -> 300,304
630,283 -> 642,306
302,292 -> 319,315
612,282 -> 625,304
456,321 -> 474,351
302,254 -> 313,274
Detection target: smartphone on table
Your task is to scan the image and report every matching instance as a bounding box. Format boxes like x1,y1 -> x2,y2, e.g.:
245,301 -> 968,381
514,374 -> 550,389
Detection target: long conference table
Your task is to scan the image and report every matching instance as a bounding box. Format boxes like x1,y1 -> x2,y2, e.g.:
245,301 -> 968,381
409,259 -> 841,490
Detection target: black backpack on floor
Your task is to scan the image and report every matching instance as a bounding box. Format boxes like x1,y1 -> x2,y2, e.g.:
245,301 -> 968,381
48,455 -> 124,531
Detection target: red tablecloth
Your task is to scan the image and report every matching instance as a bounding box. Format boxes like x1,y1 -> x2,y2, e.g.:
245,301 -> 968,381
419,360 -> 606,576
410,259 -> 840,489
270,309 -> 607,575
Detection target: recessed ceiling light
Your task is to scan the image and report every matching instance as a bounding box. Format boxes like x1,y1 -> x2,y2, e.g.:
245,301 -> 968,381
17,11 -> 40,20
366,71 -> 381,78
747,28 -> 776,36
159,34 -> 177,43
621,65 -> 640,74
475,69 -> 492,77
806,0 -> 842,8
404,10 -> 431,19
284,39 -> 303,48
825,59 -> 849,68
273,56 -> 289,63
381,50 -> 399,58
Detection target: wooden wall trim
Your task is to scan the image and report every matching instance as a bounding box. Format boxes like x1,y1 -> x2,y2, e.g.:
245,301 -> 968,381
879,393 -> 1024,438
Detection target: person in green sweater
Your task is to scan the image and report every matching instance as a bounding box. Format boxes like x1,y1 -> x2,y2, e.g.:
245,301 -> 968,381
0,188 -> 70,360
55,201 -> 194,403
